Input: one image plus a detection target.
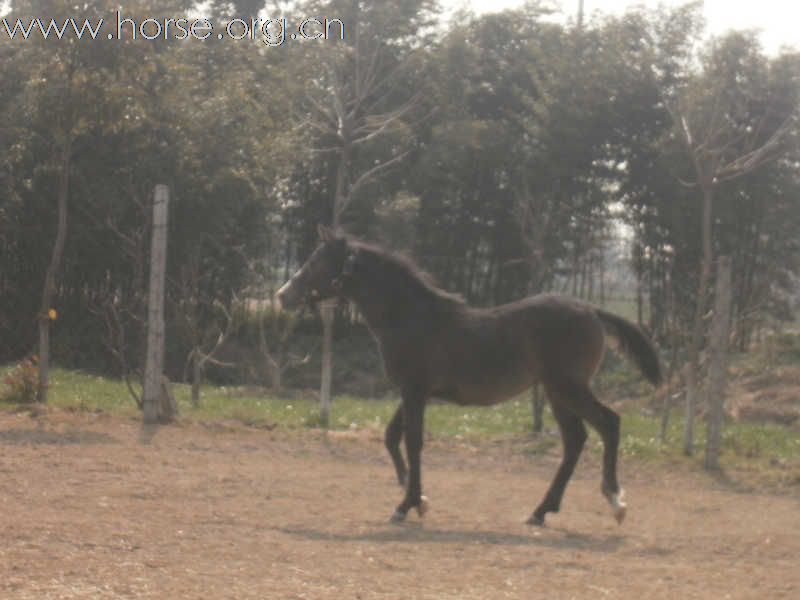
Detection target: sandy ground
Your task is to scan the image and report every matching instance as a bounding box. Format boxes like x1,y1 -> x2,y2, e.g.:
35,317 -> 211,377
0,410 -> 798,599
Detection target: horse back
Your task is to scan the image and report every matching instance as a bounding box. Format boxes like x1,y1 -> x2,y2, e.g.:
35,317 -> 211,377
384,294 -> 606,406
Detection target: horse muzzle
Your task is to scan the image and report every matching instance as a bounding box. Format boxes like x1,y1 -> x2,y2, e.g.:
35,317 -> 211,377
275,280 -> 299,311
276,280 -> 323,312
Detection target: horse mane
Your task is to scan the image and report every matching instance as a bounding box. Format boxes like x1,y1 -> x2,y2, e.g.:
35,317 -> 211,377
348,239 -> 466,311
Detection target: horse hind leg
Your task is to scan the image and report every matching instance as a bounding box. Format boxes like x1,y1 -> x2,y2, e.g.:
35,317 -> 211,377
584,394 -> 626,524
553,377 -> 626,524
528,398 -> 587,526
607,486 -> 626,524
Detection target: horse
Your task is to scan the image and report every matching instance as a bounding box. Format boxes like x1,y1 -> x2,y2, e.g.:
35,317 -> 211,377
276,225 -> 662,526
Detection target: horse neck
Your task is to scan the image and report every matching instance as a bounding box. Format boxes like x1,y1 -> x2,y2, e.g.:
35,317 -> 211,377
344,254 -> 443,333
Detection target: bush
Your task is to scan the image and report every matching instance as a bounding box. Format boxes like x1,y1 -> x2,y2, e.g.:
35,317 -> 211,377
2,356 -> 40,404
774,332 -> 800,364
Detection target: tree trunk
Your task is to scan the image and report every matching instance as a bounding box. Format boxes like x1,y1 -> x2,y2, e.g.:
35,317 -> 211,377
531,384 -> 545,434
318,132 -> 350,429
319,301 -> 335,428
659,391 -> 672,444
142,185 -> 172,424
684,183 -> 713,455
191,351 -> 201,407
636,274 -> 643,327
705,256 -> 732,470
270,361 -> 283,393
598,254 -> 605,306
659,282 -> 679,444
159,375 -> 178,421
37,136 -> 71,403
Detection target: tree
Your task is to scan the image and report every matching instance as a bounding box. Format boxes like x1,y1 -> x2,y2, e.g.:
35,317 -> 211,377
182,298 -> 237,407
1,0 -> 289,400
36,66 -> 72,403
668,33 -> 798,454
704,255 -> 732,470
292,0 -> 434,425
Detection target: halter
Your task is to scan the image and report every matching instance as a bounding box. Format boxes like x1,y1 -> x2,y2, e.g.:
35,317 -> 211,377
330,250 -> 357,293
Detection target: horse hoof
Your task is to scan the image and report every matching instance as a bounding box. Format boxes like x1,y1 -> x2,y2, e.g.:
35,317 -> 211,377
608,490 -> 627,525
416,495 -> 429,517
526,514 -> 545,527
390,509 -> 407,523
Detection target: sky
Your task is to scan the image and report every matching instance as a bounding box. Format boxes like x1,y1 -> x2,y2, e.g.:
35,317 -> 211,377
456,0 -> 799,55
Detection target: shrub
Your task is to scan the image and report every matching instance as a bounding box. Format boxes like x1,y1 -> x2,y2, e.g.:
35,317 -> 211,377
774,332 -> 800,364
2,356 -> 40,404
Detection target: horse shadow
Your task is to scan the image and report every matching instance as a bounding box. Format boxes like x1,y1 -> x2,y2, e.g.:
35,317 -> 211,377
275,523 -> 627,553
0,427 -> 117,446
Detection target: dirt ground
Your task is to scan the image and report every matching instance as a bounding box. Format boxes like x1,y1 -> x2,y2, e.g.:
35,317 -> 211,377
0,410 -> 798,599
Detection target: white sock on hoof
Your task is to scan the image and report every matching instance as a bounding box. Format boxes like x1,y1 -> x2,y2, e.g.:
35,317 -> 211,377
416,495 -> 429,517
609,488 -> 626,524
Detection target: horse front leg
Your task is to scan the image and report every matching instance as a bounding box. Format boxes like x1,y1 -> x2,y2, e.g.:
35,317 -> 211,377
385,404 -> 407,487
390,390 -> 428,522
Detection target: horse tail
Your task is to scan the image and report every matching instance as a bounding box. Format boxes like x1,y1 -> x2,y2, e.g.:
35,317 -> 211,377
596,309 -> 663,386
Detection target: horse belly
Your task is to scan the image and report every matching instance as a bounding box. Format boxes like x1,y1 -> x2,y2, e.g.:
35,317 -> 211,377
437,329 -> 538,406
449,371 -> 534,406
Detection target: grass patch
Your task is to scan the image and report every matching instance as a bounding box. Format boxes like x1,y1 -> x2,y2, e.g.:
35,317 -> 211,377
618,411 -> 800,459
2,367 -> 798,485
0,368 -> 546,438
180,385 -> 542,439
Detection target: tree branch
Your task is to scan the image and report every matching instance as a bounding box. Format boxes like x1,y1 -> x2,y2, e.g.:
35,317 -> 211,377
342,150 -> 411,215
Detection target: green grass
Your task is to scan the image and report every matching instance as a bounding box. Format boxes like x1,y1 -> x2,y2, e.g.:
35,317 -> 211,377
2,367 -> 798,484
46,369 -> 142,416
0,367 -> 543,436
171,377 -> 540,438
617,412 -> 800,463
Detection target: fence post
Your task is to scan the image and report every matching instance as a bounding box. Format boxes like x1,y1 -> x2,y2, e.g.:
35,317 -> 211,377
142,185 -> 170,424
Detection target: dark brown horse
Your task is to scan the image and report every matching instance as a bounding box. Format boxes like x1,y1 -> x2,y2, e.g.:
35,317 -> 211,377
277,226 -> 662,526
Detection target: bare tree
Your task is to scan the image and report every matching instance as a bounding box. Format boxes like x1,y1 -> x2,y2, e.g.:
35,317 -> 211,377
300,16 -> 425,427
257,301 -> 309,393
85,180 -> 151,408
183,300 -> 237,407
93,299 -> 143,409
669,85 -> 796,455
514,176 -> 559,296
515,176 -> 561,432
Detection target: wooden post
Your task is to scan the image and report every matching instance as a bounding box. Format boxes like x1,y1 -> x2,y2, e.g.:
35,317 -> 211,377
142,185 -> 169,424
705,256 -> 732,470
319,299 -> 335,428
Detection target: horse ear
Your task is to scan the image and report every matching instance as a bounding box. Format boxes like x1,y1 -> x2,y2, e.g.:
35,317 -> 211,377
317,224 -> 336,242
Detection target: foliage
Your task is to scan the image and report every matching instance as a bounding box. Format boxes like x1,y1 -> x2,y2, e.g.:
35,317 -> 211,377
0,0 -> 798,396
772,332 -> 800,364
1,356 -> 40,404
